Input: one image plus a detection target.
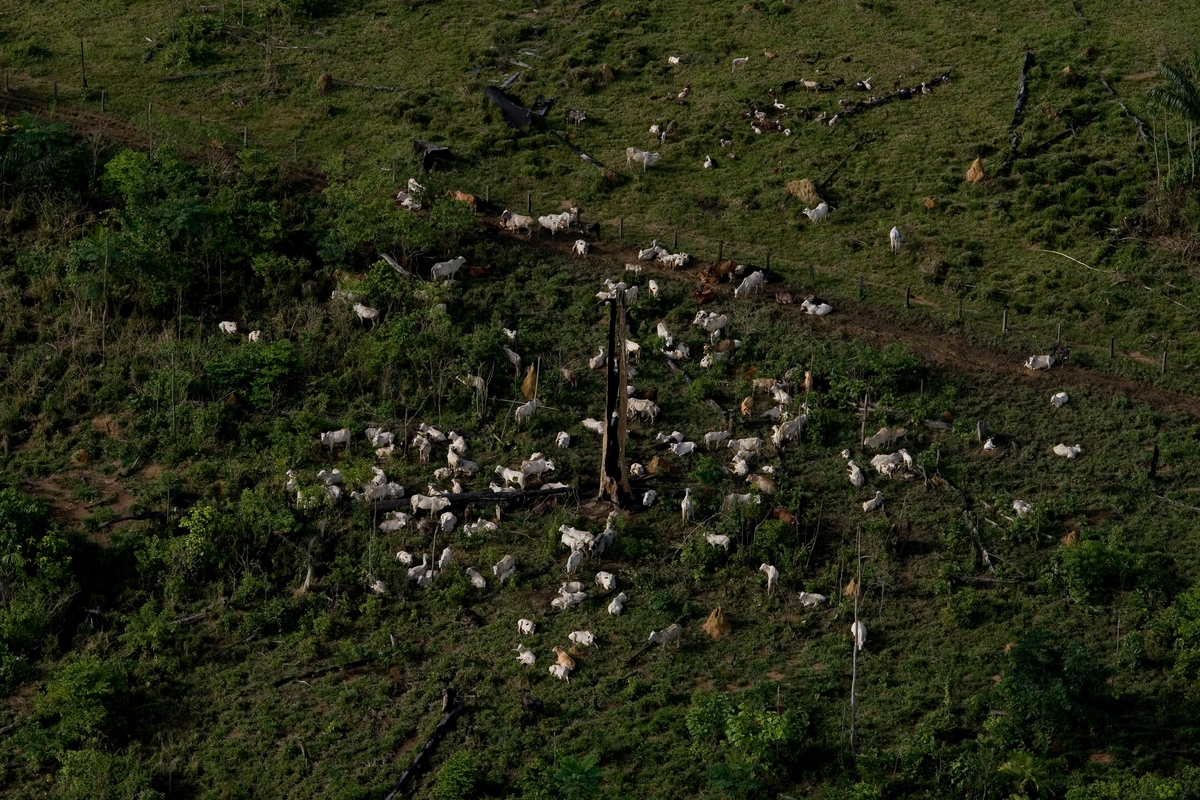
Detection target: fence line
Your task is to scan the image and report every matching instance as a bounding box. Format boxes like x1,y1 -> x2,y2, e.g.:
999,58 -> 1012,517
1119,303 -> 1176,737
1,71 -> 1186,382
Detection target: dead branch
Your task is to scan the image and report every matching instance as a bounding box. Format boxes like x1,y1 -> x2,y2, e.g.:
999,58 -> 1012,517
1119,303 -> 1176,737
160,64 -> 297,82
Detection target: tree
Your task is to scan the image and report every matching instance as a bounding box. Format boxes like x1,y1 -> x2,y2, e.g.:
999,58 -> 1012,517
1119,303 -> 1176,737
555,754 -> 603,800
990,629 -> 1110,751
1148,55 -> 1200,125
998,751 -> 1044,798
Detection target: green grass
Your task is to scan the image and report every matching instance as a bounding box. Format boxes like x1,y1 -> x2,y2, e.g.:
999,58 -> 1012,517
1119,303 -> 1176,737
3,0 -> 1200,371
4,1 -> 1200,797
5,229 -> 1200,796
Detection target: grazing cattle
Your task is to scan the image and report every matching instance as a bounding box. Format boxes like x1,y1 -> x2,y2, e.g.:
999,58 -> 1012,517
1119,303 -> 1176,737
569,630 -> 598,647
862,491 -> 885,512
514,398 -> 541,426
889,226 -> 903,253
445,189 -> 477,210
705,533 -> 731,551
1051,391 -> 1069,407
538,209 -> 578,236
803,202 -> 830,223
219,321 -> 238,334
431,256 -> 467,281
319,429 -> 351,448
648,623 -> 682,647
573,239 -> 589,256
626,148 -> 662,172
410,494 -> 451,515
759,563 -> 779,595
608,592 -> 628,616
851,620 -> 867,651
494,554 -> 516,583
1024,355 -> 1055,370
354,303 -> 380,324
1053,443 -> 1082,459
500,210 -> 538,237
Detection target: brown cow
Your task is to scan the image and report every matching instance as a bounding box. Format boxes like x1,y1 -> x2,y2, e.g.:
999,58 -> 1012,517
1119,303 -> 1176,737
446,189 -> 478,210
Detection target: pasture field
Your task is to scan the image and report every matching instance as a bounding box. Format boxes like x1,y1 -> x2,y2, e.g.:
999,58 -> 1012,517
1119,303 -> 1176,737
2,0 -> 1200,370
1,1 -> 1200,798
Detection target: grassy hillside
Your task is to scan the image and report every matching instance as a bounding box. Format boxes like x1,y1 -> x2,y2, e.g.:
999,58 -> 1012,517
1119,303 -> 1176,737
2,1 -> 1200,799
3,0 -> 1200,369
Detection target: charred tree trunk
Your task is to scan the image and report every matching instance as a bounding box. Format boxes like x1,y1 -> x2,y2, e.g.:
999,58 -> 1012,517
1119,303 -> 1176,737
1009,51 -> 1034,155
382,699 -> 466,800
599,291 -> 631,504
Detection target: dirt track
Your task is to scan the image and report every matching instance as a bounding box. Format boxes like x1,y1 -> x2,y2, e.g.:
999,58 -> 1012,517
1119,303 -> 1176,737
517,233 -> 1200,420
7,87 -> 1198,420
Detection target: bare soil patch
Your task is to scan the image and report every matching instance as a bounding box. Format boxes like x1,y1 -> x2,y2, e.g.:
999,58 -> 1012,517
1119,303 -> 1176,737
20,469 -> 135,545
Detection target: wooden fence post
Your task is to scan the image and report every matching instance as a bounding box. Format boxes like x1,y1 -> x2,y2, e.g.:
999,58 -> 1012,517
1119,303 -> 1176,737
243,126 -> 248,146
673,229 -> 678,249
1110,337 -> 1115,358
958,297 -> 963,321
100,89 -> 105,112
976,420 -> 987,443
905,287 -> 910,308
858,275 -> 864,300
718,241 -> 723,261
1002,308 -> 1008,333
1162,351 -> 1167,373
1057,321 -> 1062,343
619,218 -> 623,240
526,192 -> 531,214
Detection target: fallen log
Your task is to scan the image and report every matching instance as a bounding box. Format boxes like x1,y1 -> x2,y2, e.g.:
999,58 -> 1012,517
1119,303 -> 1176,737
833,70 -> 952,122
161,64 -> 297,81
1101,77 -> 1150,142
1010,51 -> 1035,144
273,657 -> 372,688
334,79 -> 398,92
484,86 -> 532,129
545,128 -> 609,173
382,699 -> 466,800
97,510 -> 169,529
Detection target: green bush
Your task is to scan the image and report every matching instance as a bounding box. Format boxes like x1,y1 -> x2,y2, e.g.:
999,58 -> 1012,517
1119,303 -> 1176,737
990,629 -> 1110,751
433,752 -> 477,800
204,339 -> 303,408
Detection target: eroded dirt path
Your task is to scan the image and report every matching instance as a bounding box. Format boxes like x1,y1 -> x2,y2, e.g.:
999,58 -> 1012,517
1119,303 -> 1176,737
518,232 -> 1200,420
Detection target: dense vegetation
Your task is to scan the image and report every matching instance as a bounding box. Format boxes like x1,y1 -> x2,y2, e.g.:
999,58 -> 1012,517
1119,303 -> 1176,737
2,1 -> 1200,798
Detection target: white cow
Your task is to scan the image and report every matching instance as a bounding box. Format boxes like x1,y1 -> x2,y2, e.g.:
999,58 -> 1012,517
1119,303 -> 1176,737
803,202 -> 830,223
1024,355 -> 1055,370
607,592 -> 628,616
431,256 -> 467,281
648,623 -> 682,647
319,429 -> 351,448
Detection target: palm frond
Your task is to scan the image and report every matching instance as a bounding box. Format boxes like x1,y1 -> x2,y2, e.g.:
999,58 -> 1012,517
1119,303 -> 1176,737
1147,58 -> 1200,124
